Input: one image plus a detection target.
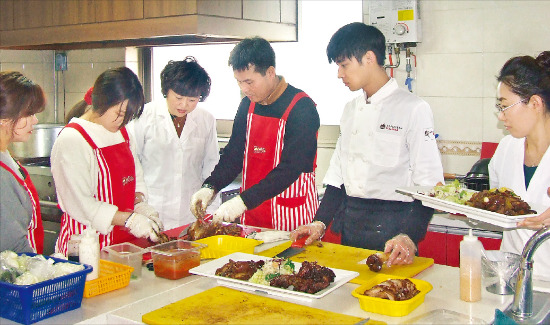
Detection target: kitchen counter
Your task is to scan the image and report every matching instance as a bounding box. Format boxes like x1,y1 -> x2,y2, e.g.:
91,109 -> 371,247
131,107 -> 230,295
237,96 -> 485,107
1,241 -> 515,325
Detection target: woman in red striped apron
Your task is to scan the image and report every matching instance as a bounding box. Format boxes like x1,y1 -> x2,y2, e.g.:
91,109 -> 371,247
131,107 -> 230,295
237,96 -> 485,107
0,71 -> 45,254
51,68 -> 163,255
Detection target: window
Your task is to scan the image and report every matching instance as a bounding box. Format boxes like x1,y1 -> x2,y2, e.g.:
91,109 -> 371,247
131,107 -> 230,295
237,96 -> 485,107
151,0 -> 362,125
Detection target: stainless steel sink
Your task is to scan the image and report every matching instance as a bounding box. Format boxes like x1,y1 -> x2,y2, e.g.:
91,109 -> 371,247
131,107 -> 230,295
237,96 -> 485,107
502,290 -> 550,324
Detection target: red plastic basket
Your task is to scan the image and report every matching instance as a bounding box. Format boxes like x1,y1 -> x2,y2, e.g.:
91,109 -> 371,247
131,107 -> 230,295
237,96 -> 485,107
0,253 -> 92,325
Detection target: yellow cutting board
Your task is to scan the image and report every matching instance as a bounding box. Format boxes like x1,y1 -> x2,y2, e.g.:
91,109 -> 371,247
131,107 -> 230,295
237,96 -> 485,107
142,286 -> 384,325
257,241 -> 434,285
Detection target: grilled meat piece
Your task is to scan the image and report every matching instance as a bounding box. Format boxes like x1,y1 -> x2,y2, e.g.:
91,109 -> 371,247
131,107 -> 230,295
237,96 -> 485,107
270,261 -> 335,294
363,278 -> 420,301
215,259 -> 265,281
366,252 -> 389,272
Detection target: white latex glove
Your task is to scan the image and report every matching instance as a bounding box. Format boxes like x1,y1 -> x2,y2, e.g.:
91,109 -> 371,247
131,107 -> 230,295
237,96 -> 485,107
212,196 -> 247,223
190,187 -> 215,218
125,212 -> 161,242
384,233 -> 417,267
134,202 -> 164,231
289,221 -> 325,246
247,230 -> 290,243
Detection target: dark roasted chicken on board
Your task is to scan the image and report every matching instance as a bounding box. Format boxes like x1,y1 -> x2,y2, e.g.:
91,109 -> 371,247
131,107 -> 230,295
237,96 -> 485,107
186,217 -> 242,241
362,278 -> 420,301
366,252 -> 390,272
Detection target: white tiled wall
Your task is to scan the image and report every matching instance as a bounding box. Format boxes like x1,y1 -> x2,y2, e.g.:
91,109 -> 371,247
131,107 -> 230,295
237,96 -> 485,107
2,1 -> 549,176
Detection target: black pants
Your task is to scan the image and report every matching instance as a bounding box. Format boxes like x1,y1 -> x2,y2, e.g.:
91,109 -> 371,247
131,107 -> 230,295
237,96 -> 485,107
338,197 -> 434,251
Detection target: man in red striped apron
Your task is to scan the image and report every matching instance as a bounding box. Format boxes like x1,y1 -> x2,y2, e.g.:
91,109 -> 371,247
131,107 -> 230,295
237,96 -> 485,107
190,37 -> 320,231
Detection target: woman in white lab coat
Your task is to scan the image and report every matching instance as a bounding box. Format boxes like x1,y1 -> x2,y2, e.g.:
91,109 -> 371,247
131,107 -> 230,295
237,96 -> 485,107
128,57 -> 220,230
489,51 -> 550,281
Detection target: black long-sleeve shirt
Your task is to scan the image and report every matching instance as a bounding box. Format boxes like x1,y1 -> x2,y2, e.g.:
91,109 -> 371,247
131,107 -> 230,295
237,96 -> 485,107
204,83 -> 319,209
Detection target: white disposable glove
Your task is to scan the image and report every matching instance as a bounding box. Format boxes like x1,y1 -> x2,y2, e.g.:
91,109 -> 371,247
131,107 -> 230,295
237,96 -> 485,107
212,196 -> 247,223
289,221 -> 326,246
190,187 -> 215,218
134,202 -> 164,231
384,233 -> 417,267
125,212 -> 161,242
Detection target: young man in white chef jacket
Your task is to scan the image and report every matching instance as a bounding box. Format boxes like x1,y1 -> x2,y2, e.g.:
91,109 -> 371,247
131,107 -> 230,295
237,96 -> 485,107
292,23 -> 444,268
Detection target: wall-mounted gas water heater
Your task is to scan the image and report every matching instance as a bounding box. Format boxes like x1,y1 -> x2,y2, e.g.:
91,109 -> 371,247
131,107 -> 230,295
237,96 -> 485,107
368,0 -> 422,92
368,0 -> 422,45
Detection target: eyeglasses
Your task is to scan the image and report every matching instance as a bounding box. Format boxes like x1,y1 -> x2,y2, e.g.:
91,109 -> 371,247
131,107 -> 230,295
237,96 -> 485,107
495,98 -> 527,114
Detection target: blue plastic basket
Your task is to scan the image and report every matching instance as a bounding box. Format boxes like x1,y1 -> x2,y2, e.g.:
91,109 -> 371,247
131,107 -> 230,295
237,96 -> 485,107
0,253 -> 92,325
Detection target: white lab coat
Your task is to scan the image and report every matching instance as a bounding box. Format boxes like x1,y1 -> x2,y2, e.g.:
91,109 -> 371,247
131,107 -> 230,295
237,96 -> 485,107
128,100 -> 220,230
323,78 -> 444,201
489,135 -> 550,281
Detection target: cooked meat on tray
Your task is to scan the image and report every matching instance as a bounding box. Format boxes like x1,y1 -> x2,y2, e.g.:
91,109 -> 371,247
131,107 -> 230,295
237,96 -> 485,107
215,258 -> 336,294
362,278 -> 420,301
187,219 -> 241,241
465,188 -> 536,216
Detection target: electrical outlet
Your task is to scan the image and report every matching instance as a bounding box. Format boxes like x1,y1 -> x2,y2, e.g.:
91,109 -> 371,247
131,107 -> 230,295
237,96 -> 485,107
55,53 -> 67,71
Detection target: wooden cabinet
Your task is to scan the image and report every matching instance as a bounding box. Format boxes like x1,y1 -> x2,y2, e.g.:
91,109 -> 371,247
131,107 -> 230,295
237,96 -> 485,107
13,0 -> 54,29
0,0 -> 297,49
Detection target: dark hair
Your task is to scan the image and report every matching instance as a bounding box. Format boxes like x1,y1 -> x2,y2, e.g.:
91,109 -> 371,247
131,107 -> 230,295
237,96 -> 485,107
326,22 -> 386,66
498,51 -> 550,113
228,37 -> 275,75
91,67 -> 144,127
65,100 -> 88,124
160,56 -> 211,101
0,71 -> 45,131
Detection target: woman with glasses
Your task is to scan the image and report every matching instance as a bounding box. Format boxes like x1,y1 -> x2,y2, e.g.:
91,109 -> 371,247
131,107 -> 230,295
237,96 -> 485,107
0,71 -> 45,254
489,51 -> 550,281
128,57 -> 220,230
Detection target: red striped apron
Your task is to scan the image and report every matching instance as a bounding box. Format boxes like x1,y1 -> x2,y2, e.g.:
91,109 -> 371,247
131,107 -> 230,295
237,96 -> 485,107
241,92 -> 319,231
55,123 -> 137,255
0,161 -> 44,254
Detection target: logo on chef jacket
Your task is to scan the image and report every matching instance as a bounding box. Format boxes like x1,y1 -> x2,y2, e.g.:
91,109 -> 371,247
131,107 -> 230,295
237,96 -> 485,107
424,128 -> 436,141
122,176 -> 135,186
379,123 -> 402,132
253,146 -> 266,154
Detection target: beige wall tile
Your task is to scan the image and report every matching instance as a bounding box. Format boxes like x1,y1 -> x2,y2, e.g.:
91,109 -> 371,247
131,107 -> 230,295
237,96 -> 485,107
427,97 -> 483,142
419,8 -> 483,54
416,53 -> 483,98
421,0 -> 487,12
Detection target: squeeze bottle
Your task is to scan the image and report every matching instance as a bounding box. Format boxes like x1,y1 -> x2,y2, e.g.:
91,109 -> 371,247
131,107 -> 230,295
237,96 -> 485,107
460,229 -> 483,302
79,228 -> 100,281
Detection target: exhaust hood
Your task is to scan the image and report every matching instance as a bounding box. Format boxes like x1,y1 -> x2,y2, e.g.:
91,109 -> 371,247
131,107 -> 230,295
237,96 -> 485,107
0,0 -> 298,50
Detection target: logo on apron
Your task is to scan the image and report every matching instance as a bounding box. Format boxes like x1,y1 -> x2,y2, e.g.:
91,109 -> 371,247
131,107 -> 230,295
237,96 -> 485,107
122,176 -> 135,186
253,146 -> 266,154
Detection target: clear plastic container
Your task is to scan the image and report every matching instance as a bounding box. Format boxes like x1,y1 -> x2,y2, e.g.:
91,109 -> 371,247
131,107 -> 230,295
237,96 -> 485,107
149,240 -> 206,280
101,242 -> 145,279
481,250 -> 521,295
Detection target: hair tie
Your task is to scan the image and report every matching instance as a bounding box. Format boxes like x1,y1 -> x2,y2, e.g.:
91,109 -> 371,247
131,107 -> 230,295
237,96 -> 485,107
84,87 -> 94,106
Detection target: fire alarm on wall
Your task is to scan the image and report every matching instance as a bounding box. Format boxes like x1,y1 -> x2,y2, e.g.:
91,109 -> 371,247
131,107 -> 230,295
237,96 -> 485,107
55,52 -> 67,71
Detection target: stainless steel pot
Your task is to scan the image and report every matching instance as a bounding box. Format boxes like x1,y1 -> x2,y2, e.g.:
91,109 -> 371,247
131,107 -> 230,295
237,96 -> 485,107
8,124 -> 64,159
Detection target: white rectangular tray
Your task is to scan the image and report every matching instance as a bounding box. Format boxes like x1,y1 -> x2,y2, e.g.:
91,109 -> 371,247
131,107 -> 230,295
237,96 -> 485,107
396,186 -> 541,229
189,252 -> 359,302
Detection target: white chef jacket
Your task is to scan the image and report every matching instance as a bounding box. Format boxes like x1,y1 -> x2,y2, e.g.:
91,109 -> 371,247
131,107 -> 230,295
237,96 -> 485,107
489,135 -> 550,281
128,100 -> 220,230
51,118 -> 147,235
324,78 -> 443,201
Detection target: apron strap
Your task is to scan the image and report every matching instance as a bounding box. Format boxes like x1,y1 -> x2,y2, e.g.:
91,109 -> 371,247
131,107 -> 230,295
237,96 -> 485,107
65,122 -> 98,149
